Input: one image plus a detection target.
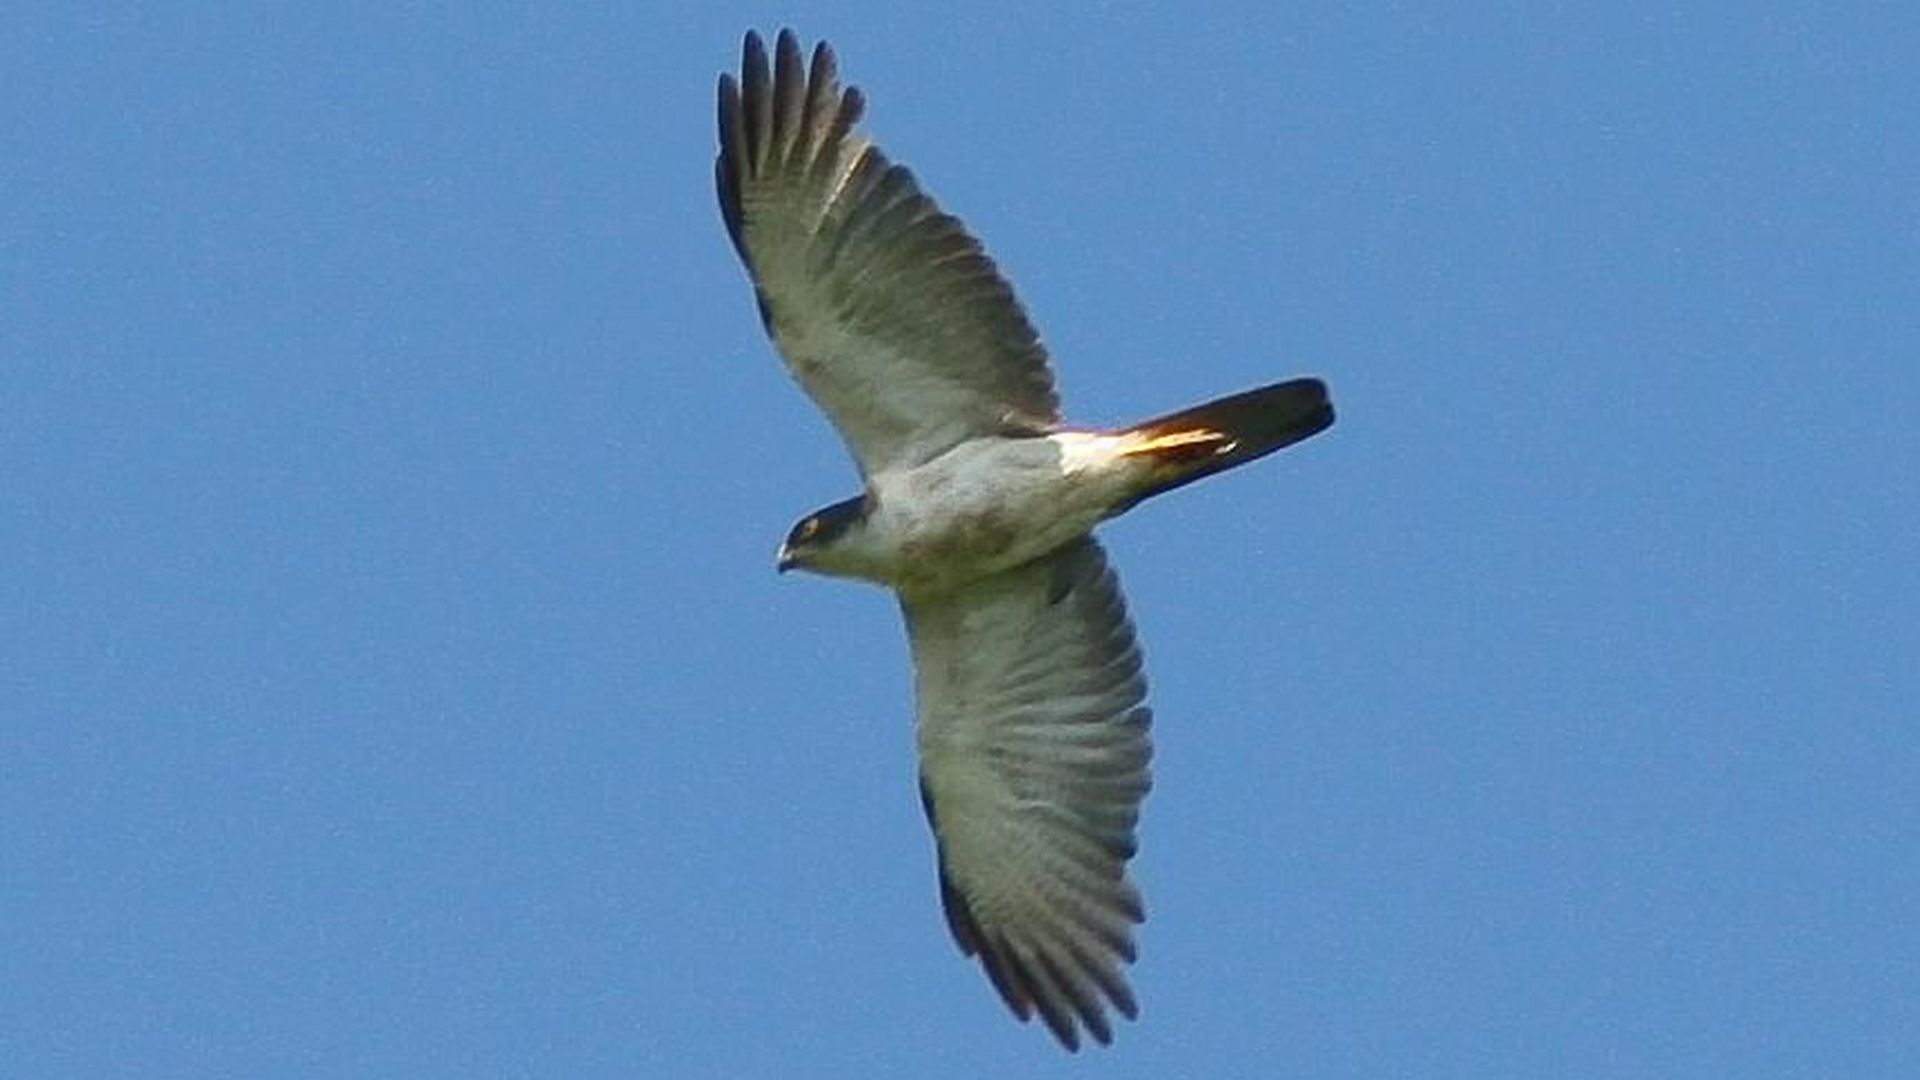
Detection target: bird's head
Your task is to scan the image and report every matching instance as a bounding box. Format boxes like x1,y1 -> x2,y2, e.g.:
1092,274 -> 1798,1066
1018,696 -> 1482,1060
776,495 -> 873,577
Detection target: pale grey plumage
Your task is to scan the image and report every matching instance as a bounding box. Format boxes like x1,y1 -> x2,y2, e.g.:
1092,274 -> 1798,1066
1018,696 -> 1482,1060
908,539 -> 1150,1049
717,29 -> 1060,477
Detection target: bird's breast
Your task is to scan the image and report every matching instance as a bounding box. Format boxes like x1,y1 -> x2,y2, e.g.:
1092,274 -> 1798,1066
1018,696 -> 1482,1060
870,436 -> 1134,594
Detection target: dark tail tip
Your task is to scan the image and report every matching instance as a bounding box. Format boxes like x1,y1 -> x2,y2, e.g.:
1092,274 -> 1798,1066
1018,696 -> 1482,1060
1117,377 -> 1334,508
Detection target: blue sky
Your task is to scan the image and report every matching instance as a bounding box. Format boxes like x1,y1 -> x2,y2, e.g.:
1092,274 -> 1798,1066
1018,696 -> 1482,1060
7,4 -> 1917,1077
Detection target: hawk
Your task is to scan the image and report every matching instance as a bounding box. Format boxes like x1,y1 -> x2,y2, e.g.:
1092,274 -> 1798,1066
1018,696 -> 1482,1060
716,29 -> 1334,1050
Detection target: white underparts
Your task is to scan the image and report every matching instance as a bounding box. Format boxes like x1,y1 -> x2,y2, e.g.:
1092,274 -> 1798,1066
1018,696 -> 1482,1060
810,434 -> 1150,594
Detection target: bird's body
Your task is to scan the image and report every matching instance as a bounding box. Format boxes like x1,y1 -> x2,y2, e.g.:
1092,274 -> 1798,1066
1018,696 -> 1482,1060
716,29 -> 1334,1050
800,432 -> 1148,594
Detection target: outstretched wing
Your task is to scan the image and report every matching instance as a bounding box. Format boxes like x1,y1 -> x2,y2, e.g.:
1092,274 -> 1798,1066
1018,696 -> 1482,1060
903,540 -> 1154,1051
716,29 -> 1061,476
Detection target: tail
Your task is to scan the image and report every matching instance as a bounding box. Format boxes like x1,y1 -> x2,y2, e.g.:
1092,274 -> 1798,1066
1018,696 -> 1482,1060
1111,378 -> 1334,510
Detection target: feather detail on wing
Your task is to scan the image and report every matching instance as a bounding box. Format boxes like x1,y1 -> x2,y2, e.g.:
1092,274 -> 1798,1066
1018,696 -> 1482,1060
717,29 -> 1061,475
903,539 -> 1153,1050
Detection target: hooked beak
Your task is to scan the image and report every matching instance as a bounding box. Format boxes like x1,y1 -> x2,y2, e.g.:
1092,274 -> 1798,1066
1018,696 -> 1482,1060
775,545 -> 796,574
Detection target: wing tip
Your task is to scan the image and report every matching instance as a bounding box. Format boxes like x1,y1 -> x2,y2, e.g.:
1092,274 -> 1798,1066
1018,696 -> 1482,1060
721,28 -> 852,171
717,28 -> 863,262
920,774 -> 1141,1051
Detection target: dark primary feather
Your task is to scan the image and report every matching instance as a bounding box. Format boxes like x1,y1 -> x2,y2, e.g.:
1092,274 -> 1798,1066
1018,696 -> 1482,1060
716,29 -> 1062,475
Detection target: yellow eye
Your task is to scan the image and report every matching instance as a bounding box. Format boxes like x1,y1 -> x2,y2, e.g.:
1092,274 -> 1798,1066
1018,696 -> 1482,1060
798,518 -> 820,540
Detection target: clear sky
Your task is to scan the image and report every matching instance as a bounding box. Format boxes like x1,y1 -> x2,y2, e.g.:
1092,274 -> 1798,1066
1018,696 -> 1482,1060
7,4 -> 1917,1077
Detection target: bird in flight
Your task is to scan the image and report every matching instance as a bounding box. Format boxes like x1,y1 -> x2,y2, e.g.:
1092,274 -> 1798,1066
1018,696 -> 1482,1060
716,29 -> 1334,1050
